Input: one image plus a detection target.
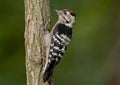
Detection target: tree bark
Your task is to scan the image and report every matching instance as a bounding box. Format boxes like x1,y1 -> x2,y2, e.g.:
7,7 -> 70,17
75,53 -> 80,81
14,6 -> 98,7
24,0 -> 51,85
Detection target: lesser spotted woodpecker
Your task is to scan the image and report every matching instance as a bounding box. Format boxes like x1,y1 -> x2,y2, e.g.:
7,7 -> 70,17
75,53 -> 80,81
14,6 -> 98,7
43,9 -> 76,82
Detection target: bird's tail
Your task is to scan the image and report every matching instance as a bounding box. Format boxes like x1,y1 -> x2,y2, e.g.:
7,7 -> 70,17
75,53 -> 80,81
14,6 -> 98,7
43,69 -> 53,82
43,61 -> 56,83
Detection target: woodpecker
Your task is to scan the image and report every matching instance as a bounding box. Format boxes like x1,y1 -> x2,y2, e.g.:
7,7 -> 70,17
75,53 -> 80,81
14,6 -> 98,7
43,9 -> 76,83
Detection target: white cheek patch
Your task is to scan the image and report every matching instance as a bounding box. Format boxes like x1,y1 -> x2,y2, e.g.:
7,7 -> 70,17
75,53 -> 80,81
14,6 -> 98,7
66,12 -> 71,21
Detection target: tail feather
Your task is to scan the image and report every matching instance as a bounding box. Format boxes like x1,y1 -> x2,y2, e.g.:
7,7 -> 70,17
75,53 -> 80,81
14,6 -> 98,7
43,61 -> 56,82
43,69 -> 52,82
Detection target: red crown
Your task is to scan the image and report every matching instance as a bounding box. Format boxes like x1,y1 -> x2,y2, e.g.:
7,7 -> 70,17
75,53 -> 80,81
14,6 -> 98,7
65,9 -> 76,17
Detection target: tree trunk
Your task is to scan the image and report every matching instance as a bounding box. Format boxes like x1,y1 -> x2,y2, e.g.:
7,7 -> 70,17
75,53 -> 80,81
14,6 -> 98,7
24,0 -> 51,85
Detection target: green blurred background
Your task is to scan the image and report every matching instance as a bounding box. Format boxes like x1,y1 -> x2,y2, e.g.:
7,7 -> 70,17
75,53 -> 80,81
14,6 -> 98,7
0,0 -> 120,85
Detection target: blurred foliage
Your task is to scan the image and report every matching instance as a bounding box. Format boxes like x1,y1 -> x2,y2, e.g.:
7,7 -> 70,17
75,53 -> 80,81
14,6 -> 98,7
0,0 -> 120,85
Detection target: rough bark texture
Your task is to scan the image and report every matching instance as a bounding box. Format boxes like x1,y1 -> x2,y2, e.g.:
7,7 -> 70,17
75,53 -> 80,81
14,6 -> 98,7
24,0 -> 51,85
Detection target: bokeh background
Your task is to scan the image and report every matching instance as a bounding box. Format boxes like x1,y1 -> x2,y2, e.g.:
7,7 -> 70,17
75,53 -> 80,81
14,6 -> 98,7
0,0 -> 120,85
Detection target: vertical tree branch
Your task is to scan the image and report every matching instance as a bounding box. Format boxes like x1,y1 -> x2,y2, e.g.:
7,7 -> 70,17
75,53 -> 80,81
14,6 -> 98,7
24,0 -> 51,85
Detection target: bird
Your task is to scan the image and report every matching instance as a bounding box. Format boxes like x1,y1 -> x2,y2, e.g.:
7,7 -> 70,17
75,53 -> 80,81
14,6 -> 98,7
43,9 -> 76,83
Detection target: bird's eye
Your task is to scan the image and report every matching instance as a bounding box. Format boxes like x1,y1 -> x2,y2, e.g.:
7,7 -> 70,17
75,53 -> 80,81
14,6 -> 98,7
64,12 -> 67,15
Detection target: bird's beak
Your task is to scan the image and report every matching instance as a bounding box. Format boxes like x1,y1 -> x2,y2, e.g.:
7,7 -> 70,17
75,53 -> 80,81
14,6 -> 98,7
55,9 -> 61,15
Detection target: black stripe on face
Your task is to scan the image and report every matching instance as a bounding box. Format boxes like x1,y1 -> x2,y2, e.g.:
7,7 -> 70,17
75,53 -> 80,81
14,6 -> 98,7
63,16 -> 70,23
